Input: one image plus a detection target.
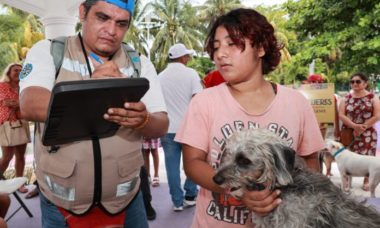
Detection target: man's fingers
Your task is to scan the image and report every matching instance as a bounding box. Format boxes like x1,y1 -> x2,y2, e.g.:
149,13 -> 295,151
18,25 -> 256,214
91,61 -> 123,78
124,102 -> 145,112
104,103 -> 147,128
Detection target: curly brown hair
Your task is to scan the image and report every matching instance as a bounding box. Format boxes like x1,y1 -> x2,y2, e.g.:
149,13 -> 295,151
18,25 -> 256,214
205,8 -> 283,75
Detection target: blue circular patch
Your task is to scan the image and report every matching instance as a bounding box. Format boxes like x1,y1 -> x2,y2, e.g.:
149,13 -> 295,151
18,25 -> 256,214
19,63 -> 33,80
131,56 -> 140,63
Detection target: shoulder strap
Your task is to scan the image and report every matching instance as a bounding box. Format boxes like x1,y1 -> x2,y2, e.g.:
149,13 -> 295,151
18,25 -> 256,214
49,38 -> 141,79
49,36 -> 67,79
122,43 -> 141,78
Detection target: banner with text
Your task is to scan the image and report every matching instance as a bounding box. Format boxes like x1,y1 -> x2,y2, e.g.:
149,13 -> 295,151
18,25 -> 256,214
289,83 -> 335,124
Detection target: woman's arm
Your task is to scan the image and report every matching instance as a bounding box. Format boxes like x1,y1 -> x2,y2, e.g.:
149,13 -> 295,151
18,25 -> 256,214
364,95 -> 380,127
338,97 -> 355,128
338,97 -> 365,135
183,144 -> 223,192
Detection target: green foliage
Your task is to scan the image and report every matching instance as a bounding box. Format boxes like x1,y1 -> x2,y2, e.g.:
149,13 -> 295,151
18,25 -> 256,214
255,5 -> 296,84
123,0 -> 149,56
0,42 -> 19,71
187,56 -> 214,78
0,14 -> 24,43
147,0 -> 206,71
0,5 -> 44,73
1,0 -> 379,90
285,0 -> 380,86
197,0 -> 242,31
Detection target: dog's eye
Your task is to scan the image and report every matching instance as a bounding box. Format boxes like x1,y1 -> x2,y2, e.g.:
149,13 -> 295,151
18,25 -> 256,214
236,156 -> 251,166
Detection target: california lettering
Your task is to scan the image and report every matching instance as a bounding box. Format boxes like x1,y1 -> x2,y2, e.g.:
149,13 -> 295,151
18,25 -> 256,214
207,200 -> 250,225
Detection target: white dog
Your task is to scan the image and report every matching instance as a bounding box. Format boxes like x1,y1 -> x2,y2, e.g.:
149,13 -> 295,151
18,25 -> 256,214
326,140 -> 380,197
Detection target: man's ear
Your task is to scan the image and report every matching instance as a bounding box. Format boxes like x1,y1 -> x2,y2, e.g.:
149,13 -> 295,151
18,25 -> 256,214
79,4 -> 86,22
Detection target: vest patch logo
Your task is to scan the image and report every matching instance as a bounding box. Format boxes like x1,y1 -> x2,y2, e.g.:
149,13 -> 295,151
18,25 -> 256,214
19,63 -> 33,80
131,56 -> 140,63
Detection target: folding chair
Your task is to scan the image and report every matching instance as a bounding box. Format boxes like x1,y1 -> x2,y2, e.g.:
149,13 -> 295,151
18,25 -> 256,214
0,176 -> 33,221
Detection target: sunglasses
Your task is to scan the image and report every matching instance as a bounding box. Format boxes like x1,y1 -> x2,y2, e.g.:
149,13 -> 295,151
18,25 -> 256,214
350,80 -> 362,84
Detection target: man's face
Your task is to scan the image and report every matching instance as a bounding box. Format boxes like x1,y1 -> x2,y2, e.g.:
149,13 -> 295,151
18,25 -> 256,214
79,1 -> 131,57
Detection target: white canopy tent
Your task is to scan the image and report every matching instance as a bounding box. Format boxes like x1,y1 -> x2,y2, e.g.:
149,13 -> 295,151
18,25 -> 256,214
0,0 -> 81,39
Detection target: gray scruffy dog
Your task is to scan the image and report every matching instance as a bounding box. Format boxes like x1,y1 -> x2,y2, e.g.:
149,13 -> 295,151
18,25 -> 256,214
213,128 -> 380,228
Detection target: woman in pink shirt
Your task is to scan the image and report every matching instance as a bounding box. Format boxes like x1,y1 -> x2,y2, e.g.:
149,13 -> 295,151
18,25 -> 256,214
175,8 -> 324,227
0,63 -> 29,193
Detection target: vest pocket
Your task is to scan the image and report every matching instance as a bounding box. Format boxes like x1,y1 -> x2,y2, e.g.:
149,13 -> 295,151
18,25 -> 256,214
40,155 -> 77,201
116,152 -> 142,197
117,152 -> 143,177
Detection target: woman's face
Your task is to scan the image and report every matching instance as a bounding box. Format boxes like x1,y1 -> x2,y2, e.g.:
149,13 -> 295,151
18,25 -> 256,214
8,65 -> 22,83
212,26 -> 265,84
350,76 -> 367,91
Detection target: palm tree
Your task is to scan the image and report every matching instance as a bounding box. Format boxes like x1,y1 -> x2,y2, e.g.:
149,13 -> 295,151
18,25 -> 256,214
146,0 -> 204,72
197,0 -> 242,32
123,0 -> 149,56
256,6 -> 295,84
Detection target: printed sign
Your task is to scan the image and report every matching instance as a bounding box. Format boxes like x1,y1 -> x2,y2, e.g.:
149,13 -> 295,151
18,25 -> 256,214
289,83 -> 335,124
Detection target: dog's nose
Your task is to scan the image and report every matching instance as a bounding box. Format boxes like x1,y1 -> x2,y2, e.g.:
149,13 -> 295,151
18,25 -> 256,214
213,174 -> 225,185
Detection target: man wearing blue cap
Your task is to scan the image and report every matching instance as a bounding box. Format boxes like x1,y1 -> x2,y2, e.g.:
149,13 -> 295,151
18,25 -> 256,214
19,0 -> 168,227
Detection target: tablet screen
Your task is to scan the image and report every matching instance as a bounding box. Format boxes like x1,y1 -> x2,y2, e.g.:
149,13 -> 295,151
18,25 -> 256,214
42,77 -> 149,146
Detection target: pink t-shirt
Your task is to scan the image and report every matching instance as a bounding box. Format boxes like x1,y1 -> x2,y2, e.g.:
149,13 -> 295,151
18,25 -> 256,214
175,83 -> 324,228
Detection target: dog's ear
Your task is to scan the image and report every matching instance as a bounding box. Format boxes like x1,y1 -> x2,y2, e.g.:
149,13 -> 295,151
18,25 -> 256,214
267,143 -> 294,187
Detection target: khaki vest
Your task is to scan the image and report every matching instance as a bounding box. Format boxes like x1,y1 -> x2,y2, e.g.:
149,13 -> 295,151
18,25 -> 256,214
34,36 -> 143,215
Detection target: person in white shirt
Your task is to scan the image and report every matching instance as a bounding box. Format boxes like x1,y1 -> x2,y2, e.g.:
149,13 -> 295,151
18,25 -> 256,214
159,43 -> 203,211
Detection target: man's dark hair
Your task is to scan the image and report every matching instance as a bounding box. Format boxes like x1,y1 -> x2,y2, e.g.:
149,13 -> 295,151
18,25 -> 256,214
82,0 -> 101,17
205,8 -> 283,75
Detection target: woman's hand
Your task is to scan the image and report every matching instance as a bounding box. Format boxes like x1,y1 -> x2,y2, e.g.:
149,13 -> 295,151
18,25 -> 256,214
241,188 -> 281,217
353,123 -> 366,137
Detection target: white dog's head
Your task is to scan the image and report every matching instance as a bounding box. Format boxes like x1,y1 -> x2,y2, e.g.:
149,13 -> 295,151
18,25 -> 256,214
213,128 -> 296,199
325,140 -> 344,155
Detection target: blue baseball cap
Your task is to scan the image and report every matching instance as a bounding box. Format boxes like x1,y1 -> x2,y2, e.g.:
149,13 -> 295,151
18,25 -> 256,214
104,0 -> 134,15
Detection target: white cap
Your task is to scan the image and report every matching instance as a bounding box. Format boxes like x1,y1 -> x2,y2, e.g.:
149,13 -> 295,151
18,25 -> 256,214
168,43 -> 194,59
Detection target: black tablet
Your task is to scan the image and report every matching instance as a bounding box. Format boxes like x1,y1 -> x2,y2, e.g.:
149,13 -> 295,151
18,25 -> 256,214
42,77 -> 149,146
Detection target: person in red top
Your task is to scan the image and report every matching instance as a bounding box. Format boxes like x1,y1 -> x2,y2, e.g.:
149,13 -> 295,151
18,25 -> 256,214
307,74 -> 324,83
0,63 -> 30,193
203,70 -> 225,88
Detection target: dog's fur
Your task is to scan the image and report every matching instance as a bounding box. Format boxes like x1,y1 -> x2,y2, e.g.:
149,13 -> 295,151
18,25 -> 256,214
214,129 -> 380,228
326,140 -> 380,197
